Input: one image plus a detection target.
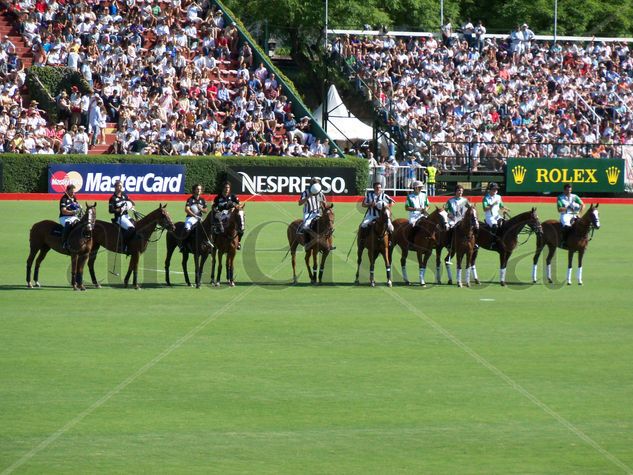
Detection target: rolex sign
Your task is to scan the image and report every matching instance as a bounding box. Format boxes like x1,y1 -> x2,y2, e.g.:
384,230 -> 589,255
506,158 -> 624,193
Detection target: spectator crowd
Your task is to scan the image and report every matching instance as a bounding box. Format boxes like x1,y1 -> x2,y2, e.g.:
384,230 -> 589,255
0,0 -> 332,157
333,23 -> 633,171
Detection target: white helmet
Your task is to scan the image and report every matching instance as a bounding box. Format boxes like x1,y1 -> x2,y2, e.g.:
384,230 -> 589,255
310,183 -> 322,195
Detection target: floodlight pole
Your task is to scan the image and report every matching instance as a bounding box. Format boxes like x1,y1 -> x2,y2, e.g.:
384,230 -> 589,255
440,0 -> 444,28
554,0 -> 558,43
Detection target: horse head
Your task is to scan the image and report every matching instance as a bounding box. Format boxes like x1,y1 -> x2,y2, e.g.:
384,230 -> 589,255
464,204 -> 479,231
588,203 -> 600,229
528,207 -> 543,236
233,203 -> 246,234
434,206 -> 450,231
158,203 -> 176,232
318,202 -> 335,234
83,202 -> 97,233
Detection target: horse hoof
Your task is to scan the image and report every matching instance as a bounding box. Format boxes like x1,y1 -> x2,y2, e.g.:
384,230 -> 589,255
354,280 -> 359,285
578,282 -> 583,286
73,286 -> 79,291
500,281 -> 506,287
457,282 -> 463,288
80,286 -> 86,291
387,281 -> 392,288
420,283 -> 427,288
229,282 -> 235,287
532,280 -> 537,284
34,281 -> 41,288
370,281 -> 375,288
474,279 -> 480,285
447,280 -> 453,285
93,283 -> 101,289
27,282 -> 33,288
404,280 -> 410,286
547,278 -> 553,284
196,284 -> 201,289
567,281 -> 572,286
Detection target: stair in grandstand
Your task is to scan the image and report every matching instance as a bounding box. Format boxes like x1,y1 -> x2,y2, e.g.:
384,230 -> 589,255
88,122 -> 117,155
0,10 -> 33,67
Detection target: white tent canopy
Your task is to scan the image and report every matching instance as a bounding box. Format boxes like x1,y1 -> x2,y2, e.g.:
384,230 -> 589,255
313,85 -> 374,143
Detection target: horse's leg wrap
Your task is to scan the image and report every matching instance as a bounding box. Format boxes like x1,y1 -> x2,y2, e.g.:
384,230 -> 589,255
577,266 -> 583,284
500,268 -> 506,283
419,267 -> 426,285
402,265 -> 408,282
566,267 -> 572,284
532,264 -> 538,282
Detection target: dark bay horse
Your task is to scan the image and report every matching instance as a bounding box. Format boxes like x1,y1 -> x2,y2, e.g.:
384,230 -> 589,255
532,204 -> 600,285
87,204 -> 175,289
446,205 -> 479,287
26,203 -> 97,290
164,211 -> 214,288
473,208 -> 542,286
210,204 -> 246,287
354,205 -> 393,287
287,202 -> 334,285
391,208 -> 449,286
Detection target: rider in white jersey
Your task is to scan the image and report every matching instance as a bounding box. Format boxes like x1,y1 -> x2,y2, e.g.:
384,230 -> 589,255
482,182 -> 510,249
557,183 -> 584,245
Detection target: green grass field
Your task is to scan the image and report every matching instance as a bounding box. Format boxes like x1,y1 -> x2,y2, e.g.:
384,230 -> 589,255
1,199 -> 632,474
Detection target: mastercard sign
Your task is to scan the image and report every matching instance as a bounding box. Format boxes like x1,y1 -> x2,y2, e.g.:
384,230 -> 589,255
48,163 -> 186,194
50,170 -> 84,193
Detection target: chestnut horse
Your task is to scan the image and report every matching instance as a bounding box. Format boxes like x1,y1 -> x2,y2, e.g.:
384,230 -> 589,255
287,202 -> 335,285
472,208 -> 542,286
26,203 -> 97,290
164,210 -> 214,288
87,204 -> 175,289
354,205 -> 393,287
532,204 -> 600,285
446,204 -> 479,287
210,204 -> 246,287
391,208 -> 450,286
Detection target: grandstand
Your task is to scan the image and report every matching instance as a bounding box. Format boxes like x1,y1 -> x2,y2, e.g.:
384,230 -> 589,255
328,27 -> 633,191
0,0 -> 337,157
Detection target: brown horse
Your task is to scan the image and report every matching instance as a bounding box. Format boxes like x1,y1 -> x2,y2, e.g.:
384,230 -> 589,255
164,210 -> 214,288
392,208 -> 450,286
532,204 -> 600,285
472,208 -> 542,286
210,204 -> 246,287
26,203 -> 97,290
287,202 -> 335,285
354,205 -> 393,287
446,204 -> 479,287
87,204 -> 175,289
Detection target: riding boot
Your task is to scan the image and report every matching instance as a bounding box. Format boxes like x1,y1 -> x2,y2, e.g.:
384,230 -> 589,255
489,225 -> 498,250
122,228 -> 136,253
61,223 -> 71,251
407,226 -> 416,250
237,231 -> 243,250
561,226 -> 571,249
179,229 -> 192,252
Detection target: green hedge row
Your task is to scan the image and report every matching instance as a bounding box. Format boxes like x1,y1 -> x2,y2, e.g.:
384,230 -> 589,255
26,67 -> 91,123
0,154 -> 368,194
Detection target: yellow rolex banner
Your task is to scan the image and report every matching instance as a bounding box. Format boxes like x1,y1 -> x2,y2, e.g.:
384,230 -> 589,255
506,158 -> 624,193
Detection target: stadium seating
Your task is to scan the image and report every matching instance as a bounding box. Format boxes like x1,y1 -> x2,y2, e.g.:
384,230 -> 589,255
0,0 -> 330,157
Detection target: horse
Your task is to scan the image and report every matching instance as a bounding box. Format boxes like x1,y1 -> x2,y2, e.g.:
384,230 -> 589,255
532,204 -> 600,285
210,204 -> 246,287
287,202 -> 335,285
391,208 -> 450,286
472,208 -> 543,286
446,204 -> 479,288
26,203 -> 97,290
354,205 -> 393,287
164,211 -> 214,288
87,204 -> 175,289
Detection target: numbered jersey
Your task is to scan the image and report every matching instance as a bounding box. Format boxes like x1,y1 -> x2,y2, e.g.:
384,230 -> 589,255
445,196 -> 470,223
557,193 -> 583,217
482,193 -> 504,221
186,195 -> 207,217
364,190 -> 395,218
59,193 -> 79,218
406,191 -> 429,221
300,189 -> 326,214
109,192 -> 131,218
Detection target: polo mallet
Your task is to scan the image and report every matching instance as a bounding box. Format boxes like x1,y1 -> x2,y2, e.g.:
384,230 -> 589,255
109,225 -> 121,277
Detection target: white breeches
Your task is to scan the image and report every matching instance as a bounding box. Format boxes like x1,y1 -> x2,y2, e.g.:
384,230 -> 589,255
560,214 -> 576,227
185,216 -> 200,231
60,216 -> 79,227
117,215 -> 135,230
485,215 -> 500,227
303,211 -> 319,228
361,215 -> 378,228
408,215 -> 422,226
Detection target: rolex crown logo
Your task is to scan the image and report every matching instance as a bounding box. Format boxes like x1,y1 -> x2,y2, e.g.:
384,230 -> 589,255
605,166 -> 620,186
512,165 -> 527,185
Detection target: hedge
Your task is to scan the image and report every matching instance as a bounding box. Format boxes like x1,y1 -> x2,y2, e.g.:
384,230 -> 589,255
0,154 -> 368,194
26,67 -> 91,123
